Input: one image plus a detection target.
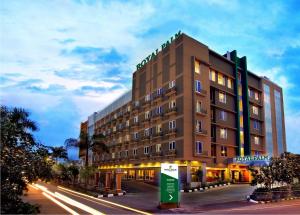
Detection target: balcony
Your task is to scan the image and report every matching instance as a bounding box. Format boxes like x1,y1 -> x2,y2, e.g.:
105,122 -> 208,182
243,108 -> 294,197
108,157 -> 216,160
152,112 -> 163,120
164,106 -> 177,116
249,96 -> 262,106
131,121 -> 139,127
195,88 -> 207,96
141,134 -> 150,141
165,86 -> 176,96
194,151 -> 209,157
152,93 -> 163,102
165,150 -> 176,157
195,128 -> 208,136
142,100 -> 151,107
196,107 -> 207,115
141,117 -> 151,124
151,131 -> 163,140
165,128 -> 177,136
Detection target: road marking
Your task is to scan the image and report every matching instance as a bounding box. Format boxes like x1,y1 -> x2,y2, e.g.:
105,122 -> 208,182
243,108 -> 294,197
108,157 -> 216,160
55,192 -> 104,215
58,186 -> 152,215
58,189 -> 115,209
42,192 -> 79,215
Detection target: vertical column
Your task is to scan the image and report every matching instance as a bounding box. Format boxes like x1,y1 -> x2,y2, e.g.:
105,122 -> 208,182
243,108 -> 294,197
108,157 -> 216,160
202,163 -> 207,183
105,172 -> 111,191
186,163 -> 191,185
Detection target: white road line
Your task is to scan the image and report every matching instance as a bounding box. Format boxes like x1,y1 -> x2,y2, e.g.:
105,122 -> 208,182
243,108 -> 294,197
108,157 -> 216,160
58,186 -> 152,215
42,192 -> 79,215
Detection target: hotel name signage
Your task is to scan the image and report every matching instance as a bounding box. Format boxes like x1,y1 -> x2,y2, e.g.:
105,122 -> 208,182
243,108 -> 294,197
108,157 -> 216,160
136,30 -> 182,70
233,155 -> 270,163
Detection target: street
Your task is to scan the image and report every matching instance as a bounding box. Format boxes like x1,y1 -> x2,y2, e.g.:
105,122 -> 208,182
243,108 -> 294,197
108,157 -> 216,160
23,181 -> 300,214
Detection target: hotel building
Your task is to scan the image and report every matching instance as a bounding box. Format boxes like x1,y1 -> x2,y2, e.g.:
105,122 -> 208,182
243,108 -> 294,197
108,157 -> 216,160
80,32 -> 286,186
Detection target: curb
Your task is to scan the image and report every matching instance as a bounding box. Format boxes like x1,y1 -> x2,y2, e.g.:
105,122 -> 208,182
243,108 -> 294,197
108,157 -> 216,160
182,183 -> 231,193
247,196 -> 300,204
97,191 -> 126,198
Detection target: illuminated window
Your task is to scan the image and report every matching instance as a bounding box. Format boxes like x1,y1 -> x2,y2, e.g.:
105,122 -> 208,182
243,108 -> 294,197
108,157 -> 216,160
218,73 -> 225,86
227,78 -> 233,89
127,105 -> 131,112
145,111 -> 150,119
169,80 -> 176,89
221,146 -> 227,156
195,141 -> 203,154
255,92 -> 259,100
219,91 -> 226,103
210,70 -> 216,81
156,124 -> 162,133
169,100 -> 176,108
196,100 -> 202,113
195,60 -> 200,74
145,94 -> 151,102
156,144 -> 161,152
240,131 -> 244,143
112,152 -> 115,159
169,141 -> 176,150
252,106 -> 258,115
238,85 -> 242,96
220,128 -> 227,139
239,100 -> 243,111
126,120 -> 130,127
240,116 -> 244,127
254,136 -> 260,145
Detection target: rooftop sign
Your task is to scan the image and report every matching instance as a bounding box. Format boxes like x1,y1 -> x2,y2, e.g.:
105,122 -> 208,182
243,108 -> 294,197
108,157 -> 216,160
136,30 -> 182,70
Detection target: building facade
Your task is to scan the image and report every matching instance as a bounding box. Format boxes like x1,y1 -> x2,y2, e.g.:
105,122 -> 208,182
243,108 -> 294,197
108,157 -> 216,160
80,32 -> 286,187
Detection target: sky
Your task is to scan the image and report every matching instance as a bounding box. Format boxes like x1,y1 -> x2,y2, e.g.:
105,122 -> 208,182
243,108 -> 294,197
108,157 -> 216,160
1,0 -> 299,159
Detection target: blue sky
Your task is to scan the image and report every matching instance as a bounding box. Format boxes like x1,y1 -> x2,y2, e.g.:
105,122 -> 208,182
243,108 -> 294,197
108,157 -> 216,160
1,0 -> 299,159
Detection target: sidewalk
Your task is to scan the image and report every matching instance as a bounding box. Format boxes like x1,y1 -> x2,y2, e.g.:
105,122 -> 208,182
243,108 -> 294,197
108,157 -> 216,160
22,185 -> 67,214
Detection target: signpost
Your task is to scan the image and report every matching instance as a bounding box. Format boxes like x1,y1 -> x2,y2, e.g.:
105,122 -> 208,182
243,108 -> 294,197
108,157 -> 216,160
159,163 -> 179,209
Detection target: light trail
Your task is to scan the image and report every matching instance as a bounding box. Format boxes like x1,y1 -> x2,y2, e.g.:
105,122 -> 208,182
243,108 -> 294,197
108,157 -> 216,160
28,184 -> 39,190
35,184 -> 104,215
58,186 -> 152,215
42,192 -> 79,215
55,192 -> 104,215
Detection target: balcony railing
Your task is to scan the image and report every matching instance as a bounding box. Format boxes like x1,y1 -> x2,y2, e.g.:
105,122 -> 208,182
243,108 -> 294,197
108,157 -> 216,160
165,150 -> 176,157
165,106 -> 177,115
195,128 -> 208,136
165,128 -> 177,136
196,89 -> 207,96
165,86 -> 176,96
194,151 -> 209,156
196,108 -> 207,115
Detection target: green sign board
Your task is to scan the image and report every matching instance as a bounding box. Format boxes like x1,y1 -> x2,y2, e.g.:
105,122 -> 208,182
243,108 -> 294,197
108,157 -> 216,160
160,163 -> 179,204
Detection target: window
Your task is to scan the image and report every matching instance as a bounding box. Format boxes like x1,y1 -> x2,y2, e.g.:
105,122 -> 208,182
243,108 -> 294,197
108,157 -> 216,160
195,60 -> 200,74
156,106 -> 162,114
133,116 -> 139,123
156,144 -> 161,152
145,111 -> 150,119
254,91 -> 259,100
238,73 -> 241,82
133,132 -> 138,139
127,105 -> 131,112
144,128 -> 150,136
210,70 -> 216,82
195,120 -> 202,132
252,106 -> 258,115
195,80 -> 202,93
227,78 -> 233,89
254,136 -> 260,145
219,91 -> 226,103
112,152 -> 115,159
125,150 -> 128,157
113,126 -> 116,132
133,148 -> 137,156
125,135 -> 130,141
134,100 -> 139,107
169,141 -> 176,150
156,124 -> 162,133
220,128 -> 227,139
218,73 -> 225,86
254,120 -> 260,130
219,111 -> 227,121
169,100 -> 176,109
144,146 -> 150,154
169,80 -> 176,89
221,146 -> 227,156
157,88 -> 163,95
195,141 -> 203,154
145,94 -> 151,102
169,120 -> 176,129
196,100 -> 202,113
126,120 -> 130,127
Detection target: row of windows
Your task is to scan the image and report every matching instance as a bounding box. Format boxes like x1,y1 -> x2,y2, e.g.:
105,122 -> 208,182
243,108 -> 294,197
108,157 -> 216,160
143,80 -> 176,103
209,70 -> 233,89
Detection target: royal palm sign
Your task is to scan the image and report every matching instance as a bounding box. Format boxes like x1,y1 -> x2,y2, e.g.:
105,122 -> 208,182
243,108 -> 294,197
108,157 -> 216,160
233,155 -> 270,163
160,163 -> 179,204
136,31 -> 182,70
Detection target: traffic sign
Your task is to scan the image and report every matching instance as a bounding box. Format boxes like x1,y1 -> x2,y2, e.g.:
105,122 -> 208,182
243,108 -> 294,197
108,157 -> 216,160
160,163 -> 179,204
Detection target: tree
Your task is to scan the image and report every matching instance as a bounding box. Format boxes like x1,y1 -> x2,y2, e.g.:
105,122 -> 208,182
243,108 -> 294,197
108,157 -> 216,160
1,106 -> 53,213
67,165 -> 79,185
195,168 -> 203,183
50,146 -> 68,163
65,132 -> 108,166
79,166 -> 97,188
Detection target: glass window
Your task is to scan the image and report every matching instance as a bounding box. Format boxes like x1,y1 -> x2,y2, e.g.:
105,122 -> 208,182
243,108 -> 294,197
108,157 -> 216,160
219,111 -> 227,121
144,128 -> 150,136
112,152 -> 115,159
254,136 -> 260,145
227,78 -> 233,89
156,144 -> 161,152
195,60 -> 200,74
133,148 -> 137,155
219,91 -> 226,103
169,80 -> 176,89
125,150 -> 128,157
145,94 -> 151,101
252,106 -> 258,115
255,91 -> 259,100
133,132 -> 138,139
253,120 -> 260,130
156,124 -> 162,133
240,116 -> 244,128
145,111 -> 150,119
275,90 -> 284,154
169,100 -> 176,108
195,141 -> 203,154
157,88 -> 163,95
195,80 -> 202,92
196,100 -> 202,113
134,116 -> 138,123
264,84 -> 273,156
220,128 -> 227,139
169,141 -> 176,150
195,120 -> 202,132
169,120 -> 176,129
210,70 -> 216,81
221,146 -> 227,156
144,146 -> 149,154
218,73 -> 225,86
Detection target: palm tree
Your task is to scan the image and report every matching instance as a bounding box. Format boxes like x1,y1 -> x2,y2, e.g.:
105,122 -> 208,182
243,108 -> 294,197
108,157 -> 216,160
50,146 -> 68,163
64,132 -> 108,167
